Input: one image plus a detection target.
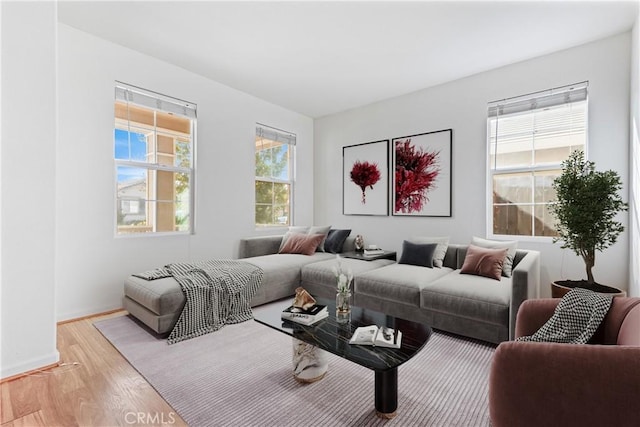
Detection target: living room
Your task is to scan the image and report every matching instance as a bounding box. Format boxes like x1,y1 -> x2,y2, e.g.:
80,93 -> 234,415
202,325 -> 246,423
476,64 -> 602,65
2,0 -> 640,425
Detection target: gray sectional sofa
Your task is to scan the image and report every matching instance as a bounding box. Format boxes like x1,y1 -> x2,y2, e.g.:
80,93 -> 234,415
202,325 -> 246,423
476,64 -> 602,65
123,233 -> 540,344
299,242 -> 539,343
122,235 -> 362,334
356,245 -> 539,343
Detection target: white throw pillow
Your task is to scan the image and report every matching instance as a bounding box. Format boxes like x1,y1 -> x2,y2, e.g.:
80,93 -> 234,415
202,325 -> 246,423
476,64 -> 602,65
288,226 -> 310,234
471,236 -> 517,277
408,236 -> 449,268
308,225 -> 332,252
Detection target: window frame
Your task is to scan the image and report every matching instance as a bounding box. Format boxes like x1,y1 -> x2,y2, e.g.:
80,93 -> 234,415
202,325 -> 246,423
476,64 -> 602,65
254,123 -> 296,229
114,82 -> 196,237
486,82 -> 588,242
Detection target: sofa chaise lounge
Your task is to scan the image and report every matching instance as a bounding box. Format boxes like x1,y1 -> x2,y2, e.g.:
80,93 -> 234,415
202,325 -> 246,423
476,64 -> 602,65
122,235 -> 366,334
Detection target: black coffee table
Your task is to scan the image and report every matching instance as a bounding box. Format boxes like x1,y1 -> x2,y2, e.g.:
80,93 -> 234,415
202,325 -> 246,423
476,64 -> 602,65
253,296 -> 432,418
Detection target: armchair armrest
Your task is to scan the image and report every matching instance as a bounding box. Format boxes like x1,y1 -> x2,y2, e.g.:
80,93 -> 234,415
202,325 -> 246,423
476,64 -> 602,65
490,341 -> 640,427
514,298 -> 559,338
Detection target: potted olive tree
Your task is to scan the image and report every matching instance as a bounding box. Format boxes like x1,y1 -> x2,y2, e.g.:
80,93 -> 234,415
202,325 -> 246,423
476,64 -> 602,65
549,150 -> 628,296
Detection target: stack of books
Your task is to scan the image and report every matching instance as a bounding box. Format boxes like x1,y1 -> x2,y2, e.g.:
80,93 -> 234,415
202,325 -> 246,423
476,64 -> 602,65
363,248 -> 385,256
281,304 -> 328,325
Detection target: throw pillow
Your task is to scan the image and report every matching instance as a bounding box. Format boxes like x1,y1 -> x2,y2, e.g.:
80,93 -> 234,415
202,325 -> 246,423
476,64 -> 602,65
288,225 -> 311,234
279,226 -> 314,252
398,241 -> 438,268
279,225 -> 332,252
279,231 -> 299,252
460,244 -> 508,281
278,233 -> 325,256
471,236 -> 517,277
308,225 -> 332,252
408,236 -> 449,268
324,229 -> 352,254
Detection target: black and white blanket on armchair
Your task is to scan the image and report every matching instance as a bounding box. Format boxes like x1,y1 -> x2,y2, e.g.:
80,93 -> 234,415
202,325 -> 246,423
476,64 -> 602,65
517,287 -> 613,344
135,260 -> 263,344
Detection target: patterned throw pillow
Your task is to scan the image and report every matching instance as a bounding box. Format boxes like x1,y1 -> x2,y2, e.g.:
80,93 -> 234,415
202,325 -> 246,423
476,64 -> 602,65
278,233 -> 325,255
398,241 -> 438,268
460,244 -> 508,280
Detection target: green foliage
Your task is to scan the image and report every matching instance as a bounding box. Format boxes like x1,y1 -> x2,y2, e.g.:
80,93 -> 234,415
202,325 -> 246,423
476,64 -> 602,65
255,144 -> 290,226
549,150 -> 627,284
174,143 -> 191,196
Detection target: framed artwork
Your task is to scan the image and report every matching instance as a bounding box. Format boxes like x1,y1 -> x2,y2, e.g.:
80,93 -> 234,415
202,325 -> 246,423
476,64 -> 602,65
343,140 -> 389,216
392,129 -> 452,217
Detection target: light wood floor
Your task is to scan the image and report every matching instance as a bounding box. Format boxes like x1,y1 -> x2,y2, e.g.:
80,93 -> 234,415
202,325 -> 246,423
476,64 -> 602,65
1,312 -> 188,427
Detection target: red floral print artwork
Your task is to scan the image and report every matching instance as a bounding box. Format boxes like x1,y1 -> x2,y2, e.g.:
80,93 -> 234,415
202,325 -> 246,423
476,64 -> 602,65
350,161 -> 381,204
395,139 -> 440,213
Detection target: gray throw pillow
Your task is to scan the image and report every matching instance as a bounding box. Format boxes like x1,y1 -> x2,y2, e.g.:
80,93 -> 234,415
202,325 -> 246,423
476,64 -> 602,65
408,236 -> 449,268
324,229 -> 351,253
398,241 -> 438,268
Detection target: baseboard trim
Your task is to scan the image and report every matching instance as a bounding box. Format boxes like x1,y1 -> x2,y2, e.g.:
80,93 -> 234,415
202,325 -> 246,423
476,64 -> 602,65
57,308 -> 126,325
1,351 -> 60,383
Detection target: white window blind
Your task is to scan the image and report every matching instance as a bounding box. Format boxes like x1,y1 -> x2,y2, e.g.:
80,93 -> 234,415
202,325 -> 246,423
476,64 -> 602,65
488,82 -> 588,118
115,82 -> 197,119
256,124 -> 296,146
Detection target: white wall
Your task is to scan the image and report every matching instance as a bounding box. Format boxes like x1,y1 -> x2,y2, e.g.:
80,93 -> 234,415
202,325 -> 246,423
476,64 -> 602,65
1,2 -> 59,378
56,25 -> 314,321
631,12 -> 640,298
315,33 -> 631,297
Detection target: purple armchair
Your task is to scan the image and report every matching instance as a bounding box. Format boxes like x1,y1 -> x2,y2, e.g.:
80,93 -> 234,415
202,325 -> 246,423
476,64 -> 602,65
489,297 -> 640,427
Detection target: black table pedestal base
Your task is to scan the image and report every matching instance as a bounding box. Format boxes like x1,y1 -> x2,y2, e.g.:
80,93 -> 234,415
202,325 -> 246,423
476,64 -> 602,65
374,368 -> 398,419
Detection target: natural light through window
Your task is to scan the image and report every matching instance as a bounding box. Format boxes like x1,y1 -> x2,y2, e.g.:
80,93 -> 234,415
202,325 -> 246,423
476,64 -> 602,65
114,83 -> 196,235
255,124 -> 295,227
487,82 -> 587,238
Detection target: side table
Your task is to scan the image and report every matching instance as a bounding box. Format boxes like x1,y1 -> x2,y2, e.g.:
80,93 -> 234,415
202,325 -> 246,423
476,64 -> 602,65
341,250 -> 397,262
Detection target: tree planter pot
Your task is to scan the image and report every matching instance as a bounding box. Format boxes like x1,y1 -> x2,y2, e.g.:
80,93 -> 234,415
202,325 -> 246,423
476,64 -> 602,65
551,280 -> 626,298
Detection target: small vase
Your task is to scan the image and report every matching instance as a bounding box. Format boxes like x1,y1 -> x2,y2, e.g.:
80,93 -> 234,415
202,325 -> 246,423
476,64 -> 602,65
336,291 -> 351,324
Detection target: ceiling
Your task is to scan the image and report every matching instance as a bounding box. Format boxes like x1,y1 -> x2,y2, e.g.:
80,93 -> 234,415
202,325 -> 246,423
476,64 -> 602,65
58,1 -> 638,118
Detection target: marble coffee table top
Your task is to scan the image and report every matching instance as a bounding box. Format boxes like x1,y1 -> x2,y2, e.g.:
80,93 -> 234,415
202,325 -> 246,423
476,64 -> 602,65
253,296 -> 432,372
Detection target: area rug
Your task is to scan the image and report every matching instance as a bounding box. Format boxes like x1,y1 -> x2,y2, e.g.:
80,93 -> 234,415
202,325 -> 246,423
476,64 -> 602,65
94,315 -> 495,426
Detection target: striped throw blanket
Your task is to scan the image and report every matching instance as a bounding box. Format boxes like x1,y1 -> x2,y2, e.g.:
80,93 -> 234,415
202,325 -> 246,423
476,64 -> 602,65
135,260 -> 263,344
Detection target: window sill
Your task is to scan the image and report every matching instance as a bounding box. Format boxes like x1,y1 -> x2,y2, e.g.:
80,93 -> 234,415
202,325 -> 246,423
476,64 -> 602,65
487,234 -> 556,244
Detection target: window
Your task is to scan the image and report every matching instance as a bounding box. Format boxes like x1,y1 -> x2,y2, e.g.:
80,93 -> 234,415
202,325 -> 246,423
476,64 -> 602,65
255,124 -> 295,227
488,82 -> 587,238
114,82 -> 196,235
